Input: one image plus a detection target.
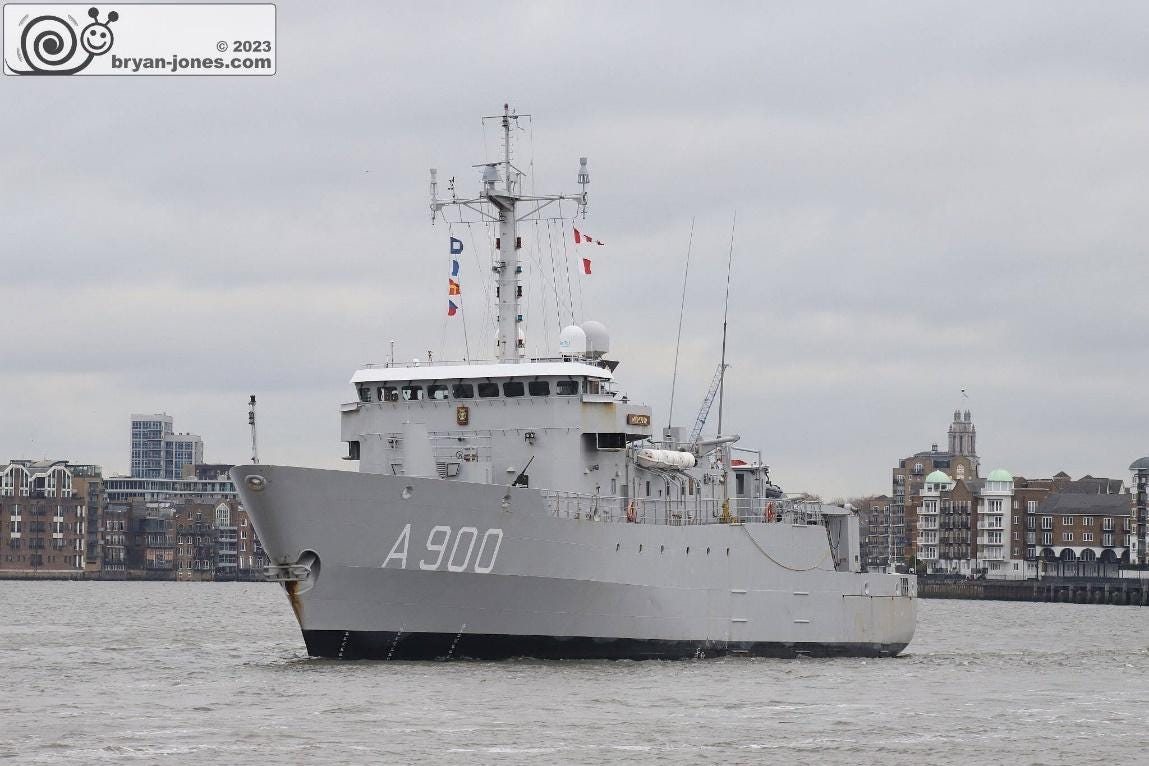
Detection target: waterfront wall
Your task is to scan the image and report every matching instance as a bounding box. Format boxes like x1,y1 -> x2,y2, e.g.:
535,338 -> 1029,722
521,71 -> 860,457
920,577 -> 1149,605
0,570 -> 268,582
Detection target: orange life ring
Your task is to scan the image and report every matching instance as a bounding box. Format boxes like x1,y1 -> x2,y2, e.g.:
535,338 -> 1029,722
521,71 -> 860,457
626,500 -> 637,523
765,501 -> 776,523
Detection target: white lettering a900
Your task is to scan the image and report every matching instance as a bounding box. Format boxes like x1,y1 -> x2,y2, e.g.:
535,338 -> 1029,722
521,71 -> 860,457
382,524 -> 503,574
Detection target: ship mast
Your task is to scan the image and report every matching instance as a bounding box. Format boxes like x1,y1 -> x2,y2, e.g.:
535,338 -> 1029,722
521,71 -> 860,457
430,104 -> 589,363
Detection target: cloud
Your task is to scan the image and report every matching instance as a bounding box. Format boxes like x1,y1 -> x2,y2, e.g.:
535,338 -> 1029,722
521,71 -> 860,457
2,0 -> 1148,496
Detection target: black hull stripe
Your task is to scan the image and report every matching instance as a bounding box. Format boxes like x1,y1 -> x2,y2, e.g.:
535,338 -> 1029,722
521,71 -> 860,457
302,630 -> 908,660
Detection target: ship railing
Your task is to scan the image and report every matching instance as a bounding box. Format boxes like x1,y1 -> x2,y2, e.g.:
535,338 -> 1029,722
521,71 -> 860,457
361,359 -> 493,370
540,492 -> 824,526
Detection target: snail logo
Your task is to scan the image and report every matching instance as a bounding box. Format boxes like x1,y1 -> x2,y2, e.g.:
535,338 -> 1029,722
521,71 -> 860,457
10,7 -> 118,75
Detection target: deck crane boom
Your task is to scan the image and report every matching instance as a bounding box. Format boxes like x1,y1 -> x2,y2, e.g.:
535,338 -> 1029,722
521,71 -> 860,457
688,362 -> 728,447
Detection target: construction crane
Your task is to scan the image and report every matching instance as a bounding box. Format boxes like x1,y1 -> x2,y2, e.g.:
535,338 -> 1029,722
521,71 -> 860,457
688,362 -> 728,447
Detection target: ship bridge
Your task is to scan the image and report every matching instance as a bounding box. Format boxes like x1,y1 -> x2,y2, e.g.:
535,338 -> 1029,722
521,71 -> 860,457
341,358 -> 653,494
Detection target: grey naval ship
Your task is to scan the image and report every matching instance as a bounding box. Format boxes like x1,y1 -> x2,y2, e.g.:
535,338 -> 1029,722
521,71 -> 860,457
234,106 -> 916,660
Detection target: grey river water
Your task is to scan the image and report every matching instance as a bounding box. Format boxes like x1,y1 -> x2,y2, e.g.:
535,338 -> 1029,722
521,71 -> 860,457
2,582 -> 1147,764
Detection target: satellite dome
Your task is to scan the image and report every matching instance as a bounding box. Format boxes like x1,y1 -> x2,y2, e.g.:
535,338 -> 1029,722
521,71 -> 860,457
580,320 -> 610,359
558,325 -> 587,357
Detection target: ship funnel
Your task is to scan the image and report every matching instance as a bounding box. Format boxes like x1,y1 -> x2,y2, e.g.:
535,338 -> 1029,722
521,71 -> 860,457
558,324 -> 587,357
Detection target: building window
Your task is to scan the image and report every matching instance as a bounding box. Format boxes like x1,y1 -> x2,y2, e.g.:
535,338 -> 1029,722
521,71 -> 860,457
1062,516 -> 1073,526
1062,532 -> 1073,542
1041,516 -> 1053,530
1042,532 -> 1053,545
1082,533 -> 1093,543
1082,517 -> 1093,527
1028,500 -> 1038,513
1103,517 -> 1114,531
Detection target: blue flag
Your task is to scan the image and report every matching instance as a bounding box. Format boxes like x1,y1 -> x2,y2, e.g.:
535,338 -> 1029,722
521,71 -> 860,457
451,259 -> 460,277
450,237 -> 463,255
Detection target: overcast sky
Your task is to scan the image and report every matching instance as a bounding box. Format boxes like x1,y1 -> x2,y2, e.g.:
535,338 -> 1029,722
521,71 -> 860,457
2,1 -> 1148,498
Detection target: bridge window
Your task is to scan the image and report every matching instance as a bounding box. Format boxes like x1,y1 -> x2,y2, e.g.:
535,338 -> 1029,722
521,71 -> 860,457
503,381 -> 525,397
528,381 -> 550,396
358,386 -> 371,403
428,385 -> 449,400
477,382 -> 499,398
379,386 -> 398,402
452,383 -> 474,399
401,385 -> 423,401
556,380 -> 579,396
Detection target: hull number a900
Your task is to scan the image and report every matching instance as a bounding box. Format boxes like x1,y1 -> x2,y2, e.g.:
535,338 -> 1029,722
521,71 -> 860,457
381,524 -> 503,574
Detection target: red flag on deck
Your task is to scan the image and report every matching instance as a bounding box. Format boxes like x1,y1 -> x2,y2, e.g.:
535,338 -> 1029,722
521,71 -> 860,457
582,258 -> 592,275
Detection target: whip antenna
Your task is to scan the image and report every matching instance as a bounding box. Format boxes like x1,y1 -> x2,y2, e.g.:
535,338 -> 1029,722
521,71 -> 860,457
716,211 -> 736,437
667,218 -> 695,438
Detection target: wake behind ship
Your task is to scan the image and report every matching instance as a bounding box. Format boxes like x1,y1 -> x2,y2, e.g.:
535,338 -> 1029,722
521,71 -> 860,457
234,106 -> 916,660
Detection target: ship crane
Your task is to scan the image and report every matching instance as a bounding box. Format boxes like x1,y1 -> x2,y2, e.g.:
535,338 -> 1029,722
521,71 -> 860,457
688,362 -> 729,449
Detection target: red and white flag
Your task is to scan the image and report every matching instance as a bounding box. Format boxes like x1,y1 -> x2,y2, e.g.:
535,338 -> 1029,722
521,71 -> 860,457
582,258 -> 592,275
573,227 -> 604,245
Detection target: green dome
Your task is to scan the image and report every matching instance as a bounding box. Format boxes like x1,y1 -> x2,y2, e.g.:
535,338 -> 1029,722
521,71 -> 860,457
925,470 -> 952,485
988,468 -> 1013,482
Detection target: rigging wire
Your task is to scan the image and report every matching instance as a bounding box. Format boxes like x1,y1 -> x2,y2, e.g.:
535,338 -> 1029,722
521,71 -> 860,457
543,217 -> 565,334
667,217 -> 696,432
557,206 -> 580,322
464,219 -> 494,357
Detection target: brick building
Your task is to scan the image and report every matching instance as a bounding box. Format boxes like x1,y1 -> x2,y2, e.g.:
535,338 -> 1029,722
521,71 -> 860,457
911,468 -> 1025,578
890,410 -> 980,564
909,468 -> 1132,578
1130,457 -> 1149,565
852,495 -> 892,569
0,460 -> 88,576
173,502 -> 219,581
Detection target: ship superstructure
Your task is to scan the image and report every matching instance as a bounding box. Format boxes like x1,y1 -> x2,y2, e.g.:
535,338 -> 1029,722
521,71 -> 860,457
233,106 -> 916,659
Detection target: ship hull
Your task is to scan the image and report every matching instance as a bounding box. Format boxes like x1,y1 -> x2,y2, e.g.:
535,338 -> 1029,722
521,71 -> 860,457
301,630 -> 906,660
234,465 -> 915,660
